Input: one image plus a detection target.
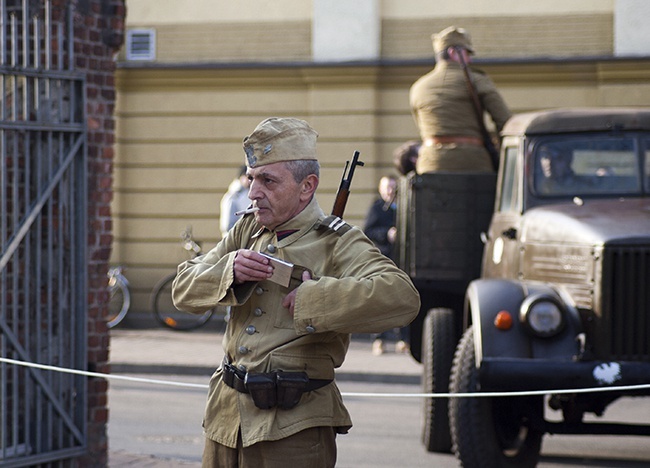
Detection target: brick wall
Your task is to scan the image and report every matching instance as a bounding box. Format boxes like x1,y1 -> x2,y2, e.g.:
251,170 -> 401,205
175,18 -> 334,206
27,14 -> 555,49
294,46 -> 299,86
68,0 -> 126,465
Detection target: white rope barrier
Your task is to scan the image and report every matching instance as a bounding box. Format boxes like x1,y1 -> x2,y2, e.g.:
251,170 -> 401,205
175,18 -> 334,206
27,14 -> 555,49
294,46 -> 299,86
2,356 -> 650,398
0,357 -> 208,389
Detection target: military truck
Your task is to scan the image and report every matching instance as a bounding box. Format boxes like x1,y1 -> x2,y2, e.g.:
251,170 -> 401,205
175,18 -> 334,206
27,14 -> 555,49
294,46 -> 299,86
397,108 -> 650,467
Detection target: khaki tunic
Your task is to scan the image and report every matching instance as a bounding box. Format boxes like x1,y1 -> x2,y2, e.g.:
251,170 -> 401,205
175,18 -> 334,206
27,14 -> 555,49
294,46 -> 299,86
409,61 -> 512,173
172,198 -> 420,448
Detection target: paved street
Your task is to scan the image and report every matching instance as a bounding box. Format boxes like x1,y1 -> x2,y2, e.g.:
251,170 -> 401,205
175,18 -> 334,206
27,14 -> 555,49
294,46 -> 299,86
107,326 -> 650,467
108,326 -> 422,466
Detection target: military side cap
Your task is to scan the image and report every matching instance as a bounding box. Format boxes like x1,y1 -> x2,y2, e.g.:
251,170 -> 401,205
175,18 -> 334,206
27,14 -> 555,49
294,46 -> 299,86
243,117 -> 319,168
432,26 -> 474,55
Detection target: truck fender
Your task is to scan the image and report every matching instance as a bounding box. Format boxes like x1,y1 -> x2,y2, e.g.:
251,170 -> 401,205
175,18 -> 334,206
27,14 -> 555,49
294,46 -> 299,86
465,279 -> 583,364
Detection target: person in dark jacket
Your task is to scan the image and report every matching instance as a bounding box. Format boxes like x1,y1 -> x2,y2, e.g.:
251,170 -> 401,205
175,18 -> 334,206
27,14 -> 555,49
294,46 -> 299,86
364,176 -> 397,258
363,175 -> 409,354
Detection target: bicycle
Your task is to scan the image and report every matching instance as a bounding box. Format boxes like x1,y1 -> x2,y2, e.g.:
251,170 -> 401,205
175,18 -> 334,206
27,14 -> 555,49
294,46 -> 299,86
107,266 -> 131,328
150,226 -> 225,331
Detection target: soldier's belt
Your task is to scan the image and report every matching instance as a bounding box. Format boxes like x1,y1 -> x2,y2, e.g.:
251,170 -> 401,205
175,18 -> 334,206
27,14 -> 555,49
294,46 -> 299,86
222,359 -> 332,410
424,136 -> 483,146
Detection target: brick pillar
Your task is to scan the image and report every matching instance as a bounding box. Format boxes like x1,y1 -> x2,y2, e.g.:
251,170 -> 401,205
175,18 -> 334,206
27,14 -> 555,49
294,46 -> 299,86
67,0 -> 126,465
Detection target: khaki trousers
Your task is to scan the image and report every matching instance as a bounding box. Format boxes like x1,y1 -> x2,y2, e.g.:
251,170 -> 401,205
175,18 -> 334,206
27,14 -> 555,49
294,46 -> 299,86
202,426 -> 337,468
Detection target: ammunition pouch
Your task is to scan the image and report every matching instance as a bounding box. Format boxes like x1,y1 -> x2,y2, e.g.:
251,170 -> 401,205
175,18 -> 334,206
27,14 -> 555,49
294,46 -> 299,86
276,371 -> 309,410
245,373 -> 278,410
222,359 -> 331,410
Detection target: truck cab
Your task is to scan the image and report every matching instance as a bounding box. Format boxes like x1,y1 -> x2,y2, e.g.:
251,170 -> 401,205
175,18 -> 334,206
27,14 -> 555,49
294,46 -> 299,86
400,108 -> 650,467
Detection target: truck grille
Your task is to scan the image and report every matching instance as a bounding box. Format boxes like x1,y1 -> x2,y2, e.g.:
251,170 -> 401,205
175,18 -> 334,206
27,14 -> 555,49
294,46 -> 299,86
602,246 -> 650,361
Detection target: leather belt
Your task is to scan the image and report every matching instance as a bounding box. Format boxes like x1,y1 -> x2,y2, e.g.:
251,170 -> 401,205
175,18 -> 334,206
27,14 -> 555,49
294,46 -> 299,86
222,359 -> 332,394
424,136 -> 483,146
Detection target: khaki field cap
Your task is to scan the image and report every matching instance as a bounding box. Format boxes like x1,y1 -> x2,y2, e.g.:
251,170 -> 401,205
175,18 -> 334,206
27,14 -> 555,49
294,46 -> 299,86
432,26 -> 474,55
243,117 -> 319,168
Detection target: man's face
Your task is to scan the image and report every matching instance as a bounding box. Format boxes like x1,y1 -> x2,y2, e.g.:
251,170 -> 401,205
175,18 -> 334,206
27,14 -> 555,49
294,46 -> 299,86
379,177 -> 396,203
247,162 -> 312,230
541,153 -> 571,179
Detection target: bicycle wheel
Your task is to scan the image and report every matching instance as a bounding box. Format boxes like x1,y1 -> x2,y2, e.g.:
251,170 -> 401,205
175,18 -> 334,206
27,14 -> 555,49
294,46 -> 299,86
151,273 -> 213,331
107,274 -> 130,328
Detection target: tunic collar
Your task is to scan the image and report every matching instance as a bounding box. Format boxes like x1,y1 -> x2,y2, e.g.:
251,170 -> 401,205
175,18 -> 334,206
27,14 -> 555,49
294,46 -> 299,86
250,197 -> 325,247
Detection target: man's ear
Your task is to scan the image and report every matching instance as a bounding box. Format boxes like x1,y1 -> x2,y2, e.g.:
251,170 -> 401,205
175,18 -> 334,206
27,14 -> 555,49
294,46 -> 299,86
300,174 -> 319,200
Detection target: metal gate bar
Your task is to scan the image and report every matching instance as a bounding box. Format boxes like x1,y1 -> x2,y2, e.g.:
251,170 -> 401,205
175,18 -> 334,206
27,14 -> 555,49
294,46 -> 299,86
1,1 -> 88,466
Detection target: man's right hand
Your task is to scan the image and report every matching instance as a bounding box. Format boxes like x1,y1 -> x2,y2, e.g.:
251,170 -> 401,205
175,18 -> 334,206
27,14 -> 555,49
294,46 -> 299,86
233,249 -> 274,284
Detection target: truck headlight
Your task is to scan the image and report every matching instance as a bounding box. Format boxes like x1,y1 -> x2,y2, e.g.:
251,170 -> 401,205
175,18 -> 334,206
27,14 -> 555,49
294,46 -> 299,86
520,295 -> 565,338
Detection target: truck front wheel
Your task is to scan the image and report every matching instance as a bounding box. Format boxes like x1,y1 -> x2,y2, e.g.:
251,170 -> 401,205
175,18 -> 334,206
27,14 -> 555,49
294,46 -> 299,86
422,307 -> 456,453
449,326 -> 543,468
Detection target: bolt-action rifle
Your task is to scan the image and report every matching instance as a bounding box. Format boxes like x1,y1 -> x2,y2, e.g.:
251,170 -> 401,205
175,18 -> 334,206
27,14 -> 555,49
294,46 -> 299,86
331,150 -> 364,218
455,47 -> 500,171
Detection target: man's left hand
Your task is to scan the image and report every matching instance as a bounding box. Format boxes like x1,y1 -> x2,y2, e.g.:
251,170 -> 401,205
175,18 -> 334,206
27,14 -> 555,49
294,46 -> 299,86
282,270 -> 312,316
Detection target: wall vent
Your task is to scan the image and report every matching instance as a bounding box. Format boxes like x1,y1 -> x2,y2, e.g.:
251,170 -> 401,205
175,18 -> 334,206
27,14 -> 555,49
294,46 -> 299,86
126,29 -> 156,61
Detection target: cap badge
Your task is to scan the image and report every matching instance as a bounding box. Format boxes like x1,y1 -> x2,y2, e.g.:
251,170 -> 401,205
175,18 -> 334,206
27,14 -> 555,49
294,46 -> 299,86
244,145 -> 257,167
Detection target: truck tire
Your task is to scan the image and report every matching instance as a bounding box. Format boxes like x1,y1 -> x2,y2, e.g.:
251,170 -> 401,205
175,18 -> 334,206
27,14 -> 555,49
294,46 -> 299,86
422,308 -> 456,453
449,326 -> 543,468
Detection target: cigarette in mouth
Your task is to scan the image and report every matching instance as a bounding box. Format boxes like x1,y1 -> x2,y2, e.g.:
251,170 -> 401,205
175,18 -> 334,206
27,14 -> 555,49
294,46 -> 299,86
235,207 -> 260,216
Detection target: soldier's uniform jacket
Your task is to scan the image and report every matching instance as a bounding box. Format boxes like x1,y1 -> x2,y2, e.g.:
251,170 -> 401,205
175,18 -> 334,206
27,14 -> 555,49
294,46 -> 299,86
409,61 -> 512,172
172,197 -> 420,448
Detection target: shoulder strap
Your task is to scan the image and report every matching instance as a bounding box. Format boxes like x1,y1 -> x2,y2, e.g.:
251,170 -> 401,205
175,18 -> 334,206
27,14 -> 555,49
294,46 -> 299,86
455,48 -> 499,170
316,215 -> 352,236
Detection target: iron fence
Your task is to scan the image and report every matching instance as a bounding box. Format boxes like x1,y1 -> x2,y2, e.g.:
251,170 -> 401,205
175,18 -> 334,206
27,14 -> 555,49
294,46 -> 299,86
1,0 -> 88,465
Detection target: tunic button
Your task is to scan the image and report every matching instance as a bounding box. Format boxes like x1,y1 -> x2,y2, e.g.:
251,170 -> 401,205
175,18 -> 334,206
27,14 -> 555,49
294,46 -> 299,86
238,346 -> 249,355
255,287 -> 264,295
305,325 -> 316,334
246,325 -> 256,335
267,244 -> 277,254
253,307 -> 263,317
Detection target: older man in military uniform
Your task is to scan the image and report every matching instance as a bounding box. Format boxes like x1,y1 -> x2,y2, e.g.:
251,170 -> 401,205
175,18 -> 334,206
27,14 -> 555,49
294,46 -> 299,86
410,26 -> 512,173
172,117 -> 420,468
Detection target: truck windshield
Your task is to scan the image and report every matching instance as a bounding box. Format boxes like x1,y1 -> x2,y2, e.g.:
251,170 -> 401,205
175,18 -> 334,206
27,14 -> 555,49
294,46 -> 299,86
533,137 -> 642,197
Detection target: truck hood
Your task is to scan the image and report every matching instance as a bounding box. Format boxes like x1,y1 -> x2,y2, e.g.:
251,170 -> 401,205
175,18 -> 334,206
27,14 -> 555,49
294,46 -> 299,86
521,198 -> 650,246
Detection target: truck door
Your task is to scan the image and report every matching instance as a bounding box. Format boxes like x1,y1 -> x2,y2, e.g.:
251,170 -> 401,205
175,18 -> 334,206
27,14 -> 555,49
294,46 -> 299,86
482,143 -> 523,279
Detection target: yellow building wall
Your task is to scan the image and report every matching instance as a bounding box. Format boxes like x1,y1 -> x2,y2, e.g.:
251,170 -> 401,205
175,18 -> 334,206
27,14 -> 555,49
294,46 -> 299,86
113,2 -> 650,316
114,65 -> 386,313
113,59 -> 650,315
119,14 -> 613,63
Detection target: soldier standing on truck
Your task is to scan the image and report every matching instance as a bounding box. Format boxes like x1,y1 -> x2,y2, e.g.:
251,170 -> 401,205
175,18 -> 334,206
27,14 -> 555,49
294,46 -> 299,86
409,26 -> 512,173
